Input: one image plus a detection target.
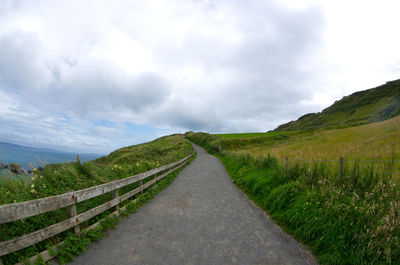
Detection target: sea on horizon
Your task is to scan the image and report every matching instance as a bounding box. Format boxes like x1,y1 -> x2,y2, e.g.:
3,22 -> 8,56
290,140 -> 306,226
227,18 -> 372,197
0,141 -> 104,171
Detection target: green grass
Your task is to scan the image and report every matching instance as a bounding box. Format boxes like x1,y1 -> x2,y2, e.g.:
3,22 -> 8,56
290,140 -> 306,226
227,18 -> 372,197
0,135 -> 193,265
276,79 -> 400,132
186,79 -> 400,264
209,116 -> 400,172
208,130 -> 295,152
54,153 -> 196,265
186,132 -> 400,264
215,131 -> 292,139
216,132 -> 270,138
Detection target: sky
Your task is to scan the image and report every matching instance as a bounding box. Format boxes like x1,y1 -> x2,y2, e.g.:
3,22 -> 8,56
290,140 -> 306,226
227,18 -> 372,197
0,0 -> 399,154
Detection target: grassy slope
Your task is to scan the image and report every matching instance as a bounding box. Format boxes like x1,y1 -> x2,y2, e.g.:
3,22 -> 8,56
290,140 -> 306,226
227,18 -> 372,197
229,115 -> 400,162
187,132 -> 400,264
215,132 -> 275,138
276,79 -> 400,131
0,135 -> 192,204
0,135 -> 193,265
190,79 -> 400,264
217,116 -> 400,180
216,79 -> 400,161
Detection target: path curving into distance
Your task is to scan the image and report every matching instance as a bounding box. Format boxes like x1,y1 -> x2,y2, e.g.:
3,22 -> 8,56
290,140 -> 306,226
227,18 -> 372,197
68,144 -> 318,265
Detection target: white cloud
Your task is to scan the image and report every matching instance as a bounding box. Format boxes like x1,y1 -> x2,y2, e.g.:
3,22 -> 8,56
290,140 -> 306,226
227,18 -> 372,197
0,0 -> 399,152
319,0 -> 400,94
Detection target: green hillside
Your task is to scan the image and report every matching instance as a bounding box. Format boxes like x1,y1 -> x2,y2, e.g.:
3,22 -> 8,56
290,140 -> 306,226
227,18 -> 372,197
0,135 -> 193,265
0,135 -> 192,204
187,118 -> 400,264
233,115 -> 400,162
276,79 -> 400,131
186,79 -> 400,265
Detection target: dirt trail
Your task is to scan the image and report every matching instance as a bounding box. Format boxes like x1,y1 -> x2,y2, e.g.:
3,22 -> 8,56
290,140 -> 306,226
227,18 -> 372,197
68,144 -> 317,265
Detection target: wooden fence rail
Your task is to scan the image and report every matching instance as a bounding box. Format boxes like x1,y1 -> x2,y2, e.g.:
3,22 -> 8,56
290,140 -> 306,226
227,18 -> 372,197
0,152 -> 194,262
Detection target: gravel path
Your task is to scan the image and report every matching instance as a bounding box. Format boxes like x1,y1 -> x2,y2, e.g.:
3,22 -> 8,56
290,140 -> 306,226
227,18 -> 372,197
68,144 -> 317,265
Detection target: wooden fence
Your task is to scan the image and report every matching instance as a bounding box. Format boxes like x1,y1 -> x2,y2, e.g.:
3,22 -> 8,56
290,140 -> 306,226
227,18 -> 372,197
0,152 -> 194,265
284,156 -> 400,180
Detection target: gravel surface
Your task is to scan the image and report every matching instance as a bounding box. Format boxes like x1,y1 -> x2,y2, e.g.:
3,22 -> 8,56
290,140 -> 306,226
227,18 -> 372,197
67,144 -> 318,265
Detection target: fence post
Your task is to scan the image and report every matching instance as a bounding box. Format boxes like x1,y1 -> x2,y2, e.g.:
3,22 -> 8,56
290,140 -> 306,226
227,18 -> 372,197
339,156 -> 344,183
112,189 -> 119,211
139,180 -> 144,195
285,157 -> 288,170
67,204 -> 80,234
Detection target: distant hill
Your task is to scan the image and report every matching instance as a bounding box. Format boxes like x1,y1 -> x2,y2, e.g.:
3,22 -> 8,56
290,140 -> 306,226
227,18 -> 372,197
0,141 -> 103,170
275,79 -> 400,131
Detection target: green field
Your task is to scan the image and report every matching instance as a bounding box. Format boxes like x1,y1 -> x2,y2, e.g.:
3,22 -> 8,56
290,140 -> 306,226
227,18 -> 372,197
215,131 -> 291,139
248,117 -> 398,161
187,80 -> 400,264
214,115 -> 400,165
187,130 -> 400,264
0,135 -> 193,265
216,132 -> 268,138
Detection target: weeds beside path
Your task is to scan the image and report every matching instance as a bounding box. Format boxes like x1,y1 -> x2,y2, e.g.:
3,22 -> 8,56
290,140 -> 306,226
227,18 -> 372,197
186,132 -> 400,265
0,135 -> 193,265
69,144 -> 317,265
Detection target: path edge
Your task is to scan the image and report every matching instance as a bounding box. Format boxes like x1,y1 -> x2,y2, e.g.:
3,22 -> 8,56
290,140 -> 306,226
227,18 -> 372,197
193,143 -> 319,265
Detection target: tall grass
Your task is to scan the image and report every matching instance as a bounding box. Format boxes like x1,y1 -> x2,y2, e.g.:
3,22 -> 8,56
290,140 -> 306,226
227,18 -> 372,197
186,132 -> 400,264
232,115 -> 400,164
0,135 -> 193,265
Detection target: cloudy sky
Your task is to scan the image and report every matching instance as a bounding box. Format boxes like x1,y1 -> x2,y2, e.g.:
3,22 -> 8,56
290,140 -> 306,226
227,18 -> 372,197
0,0 -> 399,154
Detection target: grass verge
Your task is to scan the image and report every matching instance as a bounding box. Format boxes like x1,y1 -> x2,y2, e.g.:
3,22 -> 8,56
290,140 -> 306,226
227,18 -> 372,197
0,135 -> 193,265
186,132 -> 400,265
53,153 -> 196,265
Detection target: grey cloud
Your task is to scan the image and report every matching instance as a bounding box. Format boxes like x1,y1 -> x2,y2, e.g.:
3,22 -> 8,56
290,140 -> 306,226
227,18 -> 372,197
0,0 -> 332,152
151,97 -> 225,132
57,70 -> 171,117
0,92 -> 137,153
0,31 -> 52,91
150,1 -> 325,132
0,30 -> 171,120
